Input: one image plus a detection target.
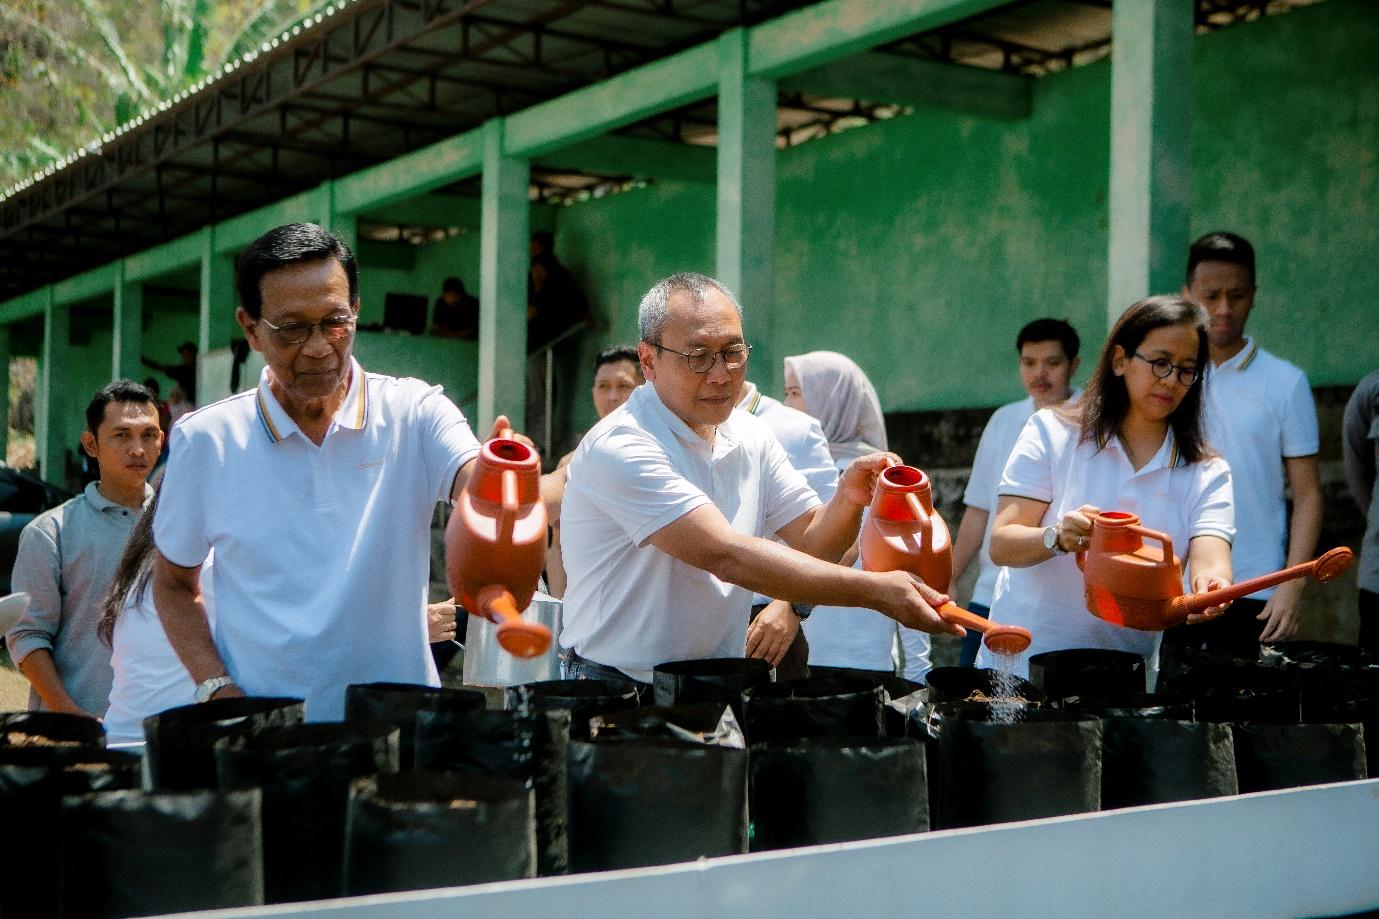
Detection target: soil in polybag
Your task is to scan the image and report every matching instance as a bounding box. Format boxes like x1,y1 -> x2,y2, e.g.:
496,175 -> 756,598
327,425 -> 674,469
344,770 -> 535,895
1231,721 -> 1368,792
1027,648 -> 1147,700
215,720 -> 398,903
567,736 -> 748,872
932,704 -> 1102,829
924,666 -> 1045,709
743,676 -> 885,743
413,706 -> 570,876
652,657 -> 773,722
0,710 -> 105,749
344,682 -> 485,768
1,747 -> 141,919
60,787 -> 263,918
589,702 -> 746,747
505,678 -> 640,740
143,696 -> 304,790
749,735 -> 927,851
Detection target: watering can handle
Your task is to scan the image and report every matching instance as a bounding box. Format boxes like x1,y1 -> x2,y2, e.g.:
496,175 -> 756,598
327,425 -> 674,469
1128,522 -> 1174,565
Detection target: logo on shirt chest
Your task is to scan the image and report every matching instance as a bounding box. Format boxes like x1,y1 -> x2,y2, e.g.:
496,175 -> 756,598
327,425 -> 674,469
356,458 -> 386,471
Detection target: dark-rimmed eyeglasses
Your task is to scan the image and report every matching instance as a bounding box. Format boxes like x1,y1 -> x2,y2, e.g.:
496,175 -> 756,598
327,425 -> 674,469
1132,351 -> 1199,386
649,341 -> 752,373
258,313 -> 356,345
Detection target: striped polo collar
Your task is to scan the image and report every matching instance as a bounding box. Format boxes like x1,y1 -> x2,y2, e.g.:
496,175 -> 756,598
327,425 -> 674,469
1216,337 -> 1259,372
736,382 -> 765,415
255,357 -> 368,445
1097,427 -> 1183,470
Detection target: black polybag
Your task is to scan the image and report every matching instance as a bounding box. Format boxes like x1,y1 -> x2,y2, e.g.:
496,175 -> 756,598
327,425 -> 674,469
215,720 -> 399,903
506,678 -> 640,740
652,657 -> 773,722
749,736 -> 928,851
413,707 -> 571,876
743,677 -> 885,743
590,702 -> 746,747
143,696 -> 304,790
60,788 -> 263,918
343,770 -> 536,895
1158,645 -> 1303,722
566,736 -> 748,872
0,710 -> 105,748
809,667 -> 925,737
924,666 -> 1045,708
1231,721 -> 1368,792
1027,648 -> 1147,699
344,681 -> 485,767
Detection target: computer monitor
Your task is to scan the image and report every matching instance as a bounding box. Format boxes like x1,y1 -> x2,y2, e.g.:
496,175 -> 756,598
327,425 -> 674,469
383,292 -> 428,334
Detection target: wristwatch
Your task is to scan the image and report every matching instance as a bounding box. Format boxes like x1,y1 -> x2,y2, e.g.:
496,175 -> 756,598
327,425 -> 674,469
1042,525 -> 1068,556
791,603 -> 814,621
194,674 -> 236,703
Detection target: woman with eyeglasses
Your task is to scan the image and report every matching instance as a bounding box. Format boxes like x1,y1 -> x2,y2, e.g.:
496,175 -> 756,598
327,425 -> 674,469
981,296 -> 1236,675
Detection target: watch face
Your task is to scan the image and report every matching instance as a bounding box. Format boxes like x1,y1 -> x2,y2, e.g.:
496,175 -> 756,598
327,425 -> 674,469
1043,526 -> 1057,550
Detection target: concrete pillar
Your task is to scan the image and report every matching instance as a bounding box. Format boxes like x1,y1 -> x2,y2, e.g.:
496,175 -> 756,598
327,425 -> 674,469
0,326 -> 10,463
198,227 -> 238,405
319,179 -> 359,256
39,290 -> 70,483
716,29 -> 778,389
477,119 -> 531,433
112,263 -> 143,381
1106,0 -> 1194,327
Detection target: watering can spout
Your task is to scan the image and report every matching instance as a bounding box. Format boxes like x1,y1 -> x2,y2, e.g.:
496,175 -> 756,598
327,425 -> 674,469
1168,547 -> 1355,621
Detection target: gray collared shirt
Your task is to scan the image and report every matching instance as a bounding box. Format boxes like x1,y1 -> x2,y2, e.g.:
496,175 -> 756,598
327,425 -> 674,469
5,481 -> 152,716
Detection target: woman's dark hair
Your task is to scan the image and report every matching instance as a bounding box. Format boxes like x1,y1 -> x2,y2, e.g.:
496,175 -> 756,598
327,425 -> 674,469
1069,295 -> 1213,465
235,223 -> 358,318
98,491 -> 161,646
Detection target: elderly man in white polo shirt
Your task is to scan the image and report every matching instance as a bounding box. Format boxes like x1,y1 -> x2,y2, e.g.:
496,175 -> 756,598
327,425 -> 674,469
558,273 -> 962,686
152,223 -> 505,720
1162,232 -> 1323,659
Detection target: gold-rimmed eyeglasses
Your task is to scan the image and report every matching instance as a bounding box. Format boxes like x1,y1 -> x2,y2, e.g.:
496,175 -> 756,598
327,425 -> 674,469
649,341 -> 752,373
258,313 -> 356,345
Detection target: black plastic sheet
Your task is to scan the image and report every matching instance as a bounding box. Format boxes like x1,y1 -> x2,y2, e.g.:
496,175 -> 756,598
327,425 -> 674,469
743,677 -> 884,743
1231,722 -> 1368,792
59,788 -> 263,918
652,657 -> 773,722
567,736 -> 748,872
506,679 -> 640,740
143,696 -> 304,790
0,710 -> 105,748
749,736 -> 927,851
344,771 -> 535,895
413,707 -> 570,876
215,720 -> 399,903
1027,648 -> 1147,699
344,682 -> 485,768
933,705 -> 1102,829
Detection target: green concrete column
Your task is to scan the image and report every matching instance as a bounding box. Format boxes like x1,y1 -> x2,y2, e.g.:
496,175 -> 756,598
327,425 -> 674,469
198,227 -> 238,405
478,119 -> 530,433
39,290 -> 70,483
0,326 -> 10,463
715,29 -> 778,389
319,180 -> 359,256
112,263 -> 143,381
1106,0 -> 1194,327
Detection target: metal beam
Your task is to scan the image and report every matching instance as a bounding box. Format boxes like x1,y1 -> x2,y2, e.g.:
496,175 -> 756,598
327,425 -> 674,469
1106,0 -> 1194,325
477,120 -> 530,432
534,134 -> 716,183
780,51 -> 1032,120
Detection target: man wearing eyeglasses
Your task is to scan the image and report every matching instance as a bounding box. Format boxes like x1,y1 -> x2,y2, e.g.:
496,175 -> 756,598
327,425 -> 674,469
151,223 -> 505,720
1163,232 -> 1323,659
557,272 -> 963,687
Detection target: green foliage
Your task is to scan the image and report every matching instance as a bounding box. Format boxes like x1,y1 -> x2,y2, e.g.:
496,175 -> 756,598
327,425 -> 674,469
0,0 -> 329,191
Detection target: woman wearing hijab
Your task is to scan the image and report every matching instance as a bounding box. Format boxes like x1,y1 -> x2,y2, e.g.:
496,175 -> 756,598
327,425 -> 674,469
783,351 -> 932,681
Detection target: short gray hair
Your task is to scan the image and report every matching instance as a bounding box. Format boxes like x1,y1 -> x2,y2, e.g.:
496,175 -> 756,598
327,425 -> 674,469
637,272 -> 743,343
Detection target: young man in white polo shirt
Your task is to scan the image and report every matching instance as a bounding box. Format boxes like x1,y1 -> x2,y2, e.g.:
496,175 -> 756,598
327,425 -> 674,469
1162,232 -> 1323,659
558,273 -> 962,687
951,318 -> 1081,667
152,223 -> 505,720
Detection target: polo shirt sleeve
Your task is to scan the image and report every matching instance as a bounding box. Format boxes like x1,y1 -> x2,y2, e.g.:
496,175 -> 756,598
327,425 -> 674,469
574,427 -> 713,547
762,432 -> 822,536
1188,457 -> 1235,545
997,414 -> 1055,504
964,408 -> 1007,511
153,423 -> 213,569
792,418 -> 840,504
413,383 -> 482,502
1280,371 -> 1320,459
5,517 -> 62,663
1342,374 -> 1378,511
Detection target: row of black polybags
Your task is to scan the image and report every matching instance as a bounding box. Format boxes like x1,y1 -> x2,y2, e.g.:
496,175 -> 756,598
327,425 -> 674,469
1,643 -> 1374,919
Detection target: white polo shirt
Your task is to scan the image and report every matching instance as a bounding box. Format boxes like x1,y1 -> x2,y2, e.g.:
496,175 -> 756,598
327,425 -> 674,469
1202,338 -> 1318,597
975,410 -> 1234,676
560,384 -> 820,682
154,360 -> 480,720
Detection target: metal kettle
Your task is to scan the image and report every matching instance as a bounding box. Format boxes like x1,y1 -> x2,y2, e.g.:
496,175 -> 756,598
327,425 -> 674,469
461,591 -> 564,687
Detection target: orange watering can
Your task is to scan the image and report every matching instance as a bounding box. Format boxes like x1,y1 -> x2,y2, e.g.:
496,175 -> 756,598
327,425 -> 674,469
859,461 -> 1033,655
1077,511 -> 1354,631
445,430 -> 551,658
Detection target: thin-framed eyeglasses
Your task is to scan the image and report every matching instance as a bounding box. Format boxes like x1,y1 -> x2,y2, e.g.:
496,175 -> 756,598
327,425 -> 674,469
649,341 -> 752,373
258,313 -> 356,345
1132,351 -> 1200,386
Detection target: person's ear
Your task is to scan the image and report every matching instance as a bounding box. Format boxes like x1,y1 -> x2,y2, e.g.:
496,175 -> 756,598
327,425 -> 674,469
637,342 -> 657,381
80,430 -> 98,459
1069,356 -> 1082,378
236,307 -> 262,351
1110,345 -> 1127,377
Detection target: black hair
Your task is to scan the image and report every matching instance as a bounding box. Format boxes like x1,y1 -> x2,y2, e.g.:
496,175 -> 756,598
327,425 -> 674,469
98,490 -> 159,646
1016,318 -> 1080,361
1071,295 -> 1212,465
442,276 -> 465,294
531,230 -> 554,253
595,345 -> 640,371
1186,232 -> 1255,286
86,379 -> 158,436
235,223 -> 358,319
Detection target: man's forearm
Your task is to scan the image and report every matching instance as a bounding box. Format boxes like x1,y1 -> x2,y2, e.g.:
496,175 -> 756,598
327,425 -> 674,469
794,493 -> 866,563
16,649 -> 88,716
951,506 -> 989,584
1286,488 -> 1324,566
153,560 -> 227,685
712,531 -> 892,609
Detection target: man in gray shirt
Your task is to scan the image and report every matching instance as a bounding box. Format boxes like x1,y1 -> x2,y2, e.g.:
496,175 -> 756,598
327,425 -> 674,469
1343,368 -> 1379,659
6,380 -> 162,717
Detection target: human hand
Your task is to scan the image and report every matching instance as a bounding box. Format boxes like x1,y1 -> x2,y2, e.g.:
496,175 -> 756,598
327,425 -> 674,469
1055,504 -> 1101,554
1257,580 -> 1304,643
837,452 -> 903,507
745,600 -> 801,667
428,598 -> 459,643
1185,573 -> 1233,625
872,570 -> 965,637
488,414 -> 538,454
